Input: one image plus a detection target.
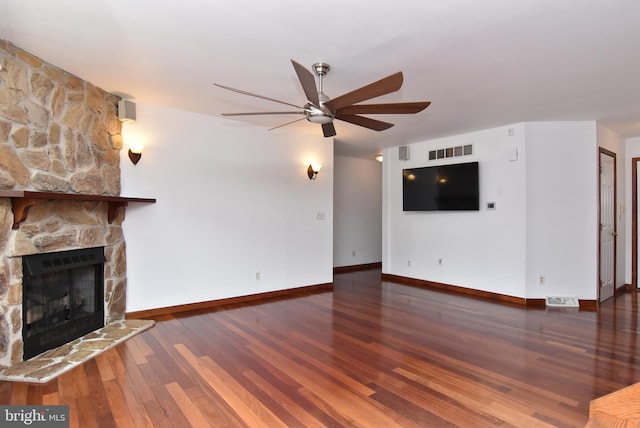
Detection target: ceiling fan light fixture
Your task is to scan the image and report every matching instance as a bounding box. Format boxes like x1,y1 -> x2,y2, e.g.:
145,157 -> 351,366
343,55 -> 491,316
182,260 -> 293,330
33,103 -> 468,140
305,103 -> 334,124
307,115 -> 333,124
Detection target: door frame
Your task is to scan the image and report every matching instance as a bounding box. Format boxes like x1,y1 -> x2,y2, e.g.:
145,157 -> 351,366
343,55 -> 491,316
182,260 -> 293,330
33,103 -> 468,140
598,148 -> 617,302
632,157 -> 640,289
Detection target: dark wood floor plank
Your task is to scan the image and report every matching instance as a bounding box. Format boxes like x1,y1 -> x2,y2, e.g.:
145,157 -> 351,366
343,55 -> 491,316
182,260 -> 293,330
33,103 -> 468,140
2,269 -> 640,426
102,379 -> 139,427
110,375 -> 155,428
94,352 -> 116,382
136,356 -> 193,428
174,343 -> 287,427
368,385 -> 463,428
376,369 -> 504,426
164,381 -> 213,428
82,359 -> 118,425
242,368 -> 326,427
74,395 -> 104,428
24,382 -> 43,404
243,340 -> 420,427
8,381 -> 28,404
65,398 -> 80,428
217,315 -> 378,398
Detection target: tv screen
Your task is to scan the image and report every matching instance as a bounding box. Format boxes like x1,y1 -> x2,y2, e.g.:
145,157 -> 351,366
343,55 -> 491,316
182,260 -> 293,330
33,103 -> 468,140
403,161 -> 479,211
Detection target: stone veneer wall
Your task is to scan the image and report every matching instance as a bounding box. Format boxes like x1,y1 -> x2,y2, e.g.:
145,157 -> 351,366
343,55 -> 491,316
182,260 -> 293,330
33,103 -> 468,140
0,40 -> 127,367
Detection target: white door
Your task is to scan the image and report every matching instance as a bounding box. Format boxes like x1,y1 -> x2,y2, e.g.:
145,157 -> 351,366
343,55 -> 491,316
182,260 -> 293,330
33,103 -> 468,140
599,150 -> 616,302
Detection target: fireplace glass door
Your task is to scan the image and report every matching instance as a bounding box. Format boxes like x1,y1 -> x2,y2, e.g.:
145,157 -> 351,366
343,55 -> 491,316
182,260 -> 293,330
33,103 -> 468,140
22,247 -> 105,359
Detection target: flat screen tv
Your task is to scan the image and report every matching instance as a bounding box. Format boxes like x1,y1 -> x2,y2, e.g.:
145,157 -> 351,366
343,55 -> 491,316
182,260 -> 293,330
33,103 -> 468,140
403,161 -> 479,211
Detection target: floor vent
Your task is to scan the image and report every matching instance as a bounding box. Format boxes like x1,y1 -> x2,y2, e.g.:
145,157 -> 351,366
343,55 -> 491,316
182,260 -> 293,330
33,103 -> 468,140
545,296 -> 579,308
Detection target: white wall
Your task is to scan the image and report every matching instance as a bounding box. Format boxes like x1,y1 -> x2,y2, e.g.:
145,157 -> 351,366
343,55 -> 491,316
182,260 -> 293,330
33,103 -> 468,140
333,155 -> 382,267
524,122 -> 598,299
120,103 -> 333,312
383,124 -> 528,297
383,121 -> 602,300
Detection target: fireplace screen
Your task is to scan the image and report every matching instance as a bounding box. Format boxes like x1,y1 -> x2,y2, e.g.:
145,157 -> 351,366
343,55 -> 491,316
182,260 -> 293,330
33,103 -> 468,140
22,247 -> 105,359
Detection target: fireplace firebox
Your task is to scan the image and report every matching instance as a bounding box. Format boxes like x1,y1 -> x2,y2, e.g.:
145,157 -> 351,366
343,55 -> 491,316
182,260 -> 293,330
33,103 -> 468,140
22,247 -> 105,360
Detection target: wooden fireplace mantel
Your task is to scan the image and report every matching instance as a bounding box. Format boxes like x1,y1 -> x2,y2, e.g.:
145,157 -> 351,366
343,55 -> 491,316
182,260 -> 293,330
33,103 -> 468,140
0,190 -> 156,229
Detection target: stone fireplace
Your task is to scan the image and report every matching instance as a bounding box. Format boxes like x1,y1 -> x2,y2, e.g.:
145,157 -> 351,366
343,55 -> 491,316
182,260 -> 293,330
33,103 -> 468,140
0,39 -> 130,367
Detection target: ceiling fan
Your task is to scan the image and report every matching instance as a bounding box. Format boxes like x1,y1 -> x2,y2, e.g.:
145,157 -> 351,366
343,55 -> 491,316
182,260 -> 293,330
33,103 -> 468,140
214,60 -> 431,138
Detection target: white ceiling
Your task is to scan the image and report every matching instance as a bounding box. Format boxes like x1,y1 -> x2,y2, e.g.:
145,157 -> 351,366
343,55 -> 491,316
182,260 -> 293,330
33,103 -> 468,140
2,0 -> 640,159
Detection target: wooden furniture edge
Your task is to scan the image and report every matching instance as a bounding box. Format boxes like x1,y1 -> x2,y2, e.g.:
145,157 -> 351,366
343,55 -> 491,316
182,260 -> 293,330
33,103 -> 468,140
334,262 -> 382,274
587,381 -> 640,427
0,190 -> 156,229
381,273 -> 597,309
126,282 -> 334,319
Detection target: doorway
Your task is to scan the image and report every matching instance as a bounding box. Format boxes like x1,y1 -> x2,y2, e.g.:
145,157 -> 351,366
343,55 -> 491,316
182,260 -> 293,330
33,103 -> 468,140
632,158 -> 640,290
598,148 -> 616,302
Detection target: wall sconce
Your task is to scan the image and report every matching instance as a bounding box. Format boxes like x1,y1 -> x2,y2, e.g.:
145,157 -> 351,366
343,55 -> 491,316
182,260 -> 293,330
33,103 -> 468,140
307,163 -> 321,180
128,141 -> 144,165
375,155 -> 383,163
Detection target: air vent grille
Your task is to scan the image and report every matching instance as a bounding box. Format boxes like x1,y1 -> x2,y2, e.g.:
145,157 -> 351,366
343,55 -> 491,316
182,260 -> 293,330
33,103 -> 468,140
545,296 -> 579,308
429,144 -> 473,160
23,247 -> 105,276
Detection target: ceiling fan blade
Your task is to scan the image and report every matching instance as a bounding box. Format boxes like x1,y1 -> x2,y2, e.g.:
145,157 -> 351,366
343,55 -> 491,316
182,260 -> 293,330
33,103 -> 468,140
322,122 -> 336,138
335,114 -> 394,131
214,83 -> 301,109
291,60 -> 320,106
324,72 -> 404,111
337,101 -> 431,115
268,117 -> 307,131
222,111 -> 304,116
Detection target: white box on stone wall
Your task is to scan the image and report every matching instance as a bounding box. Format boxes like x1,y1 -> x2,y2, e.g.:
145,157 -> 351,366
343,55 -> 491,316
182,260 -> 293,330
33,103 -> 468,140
118,100 -> 136,122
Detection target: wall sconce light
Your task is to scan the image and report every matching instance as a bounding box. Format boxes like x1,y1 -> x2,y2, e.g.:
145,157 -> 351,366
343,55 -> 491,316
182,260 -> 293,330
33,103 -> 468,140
375,155 -> 383,163
128,141 -> 144,165
307,163 -> 321,180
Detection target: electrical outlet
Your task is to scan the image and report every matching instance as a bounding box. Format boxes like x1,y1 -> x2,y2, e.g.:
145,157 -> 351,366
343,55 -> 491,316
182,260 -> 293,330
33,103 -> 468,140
352,250 -> 356,257
255,272 -> 261,280
539,275 -> 545,285
407,260 -> 411,267
438,259 -> 443,266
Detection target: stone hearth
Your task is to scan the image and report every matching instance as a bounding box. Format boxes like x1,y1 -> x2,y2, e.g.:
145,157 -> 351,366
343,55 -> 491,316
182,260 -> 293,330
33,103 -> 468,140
0,319 -> 154,383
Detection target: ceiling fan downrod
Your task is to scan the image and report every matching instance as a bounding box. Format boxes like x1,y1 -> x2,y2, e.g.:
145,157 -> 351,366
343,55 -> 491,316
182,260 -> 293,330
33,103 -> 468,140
312,62 -> 330,95
308,62 -> 333,123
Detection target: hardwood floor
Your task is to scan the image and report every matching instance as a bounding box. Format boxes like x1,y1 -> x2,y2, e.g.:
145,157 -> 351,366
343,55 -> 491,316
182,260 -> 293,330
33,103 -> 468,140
2,268 -> 640,427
